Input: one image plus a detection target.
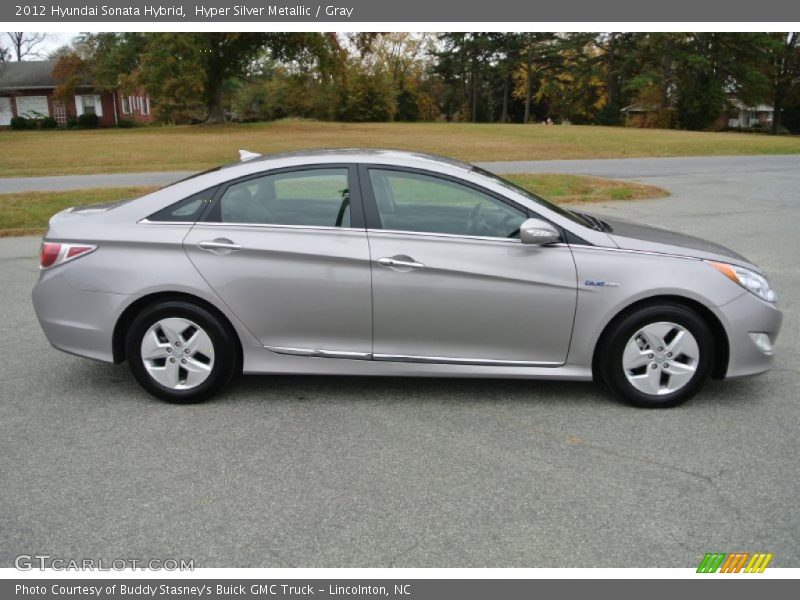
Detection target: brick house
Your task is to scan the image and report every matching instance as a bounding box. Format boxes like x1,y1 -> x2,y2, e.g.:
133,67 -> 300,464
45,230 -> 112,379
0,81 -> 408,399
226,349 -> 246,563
0,60 -> 153,127
622,98 -> 775,130
619,103 -> 660,128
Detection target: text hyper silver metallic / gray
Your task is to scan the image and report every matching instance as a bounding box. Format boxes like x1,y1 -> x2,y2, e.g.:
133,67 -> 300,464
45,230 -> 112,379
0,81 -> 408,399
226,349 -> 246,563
32,149 -> 782,407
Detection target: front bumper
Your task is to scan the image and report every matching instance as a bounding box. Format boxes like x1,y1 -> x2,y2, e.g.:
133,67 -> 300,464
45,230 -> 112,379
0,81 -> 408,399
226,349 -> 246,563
32,266 -> 129,363
717,292 -> 783,379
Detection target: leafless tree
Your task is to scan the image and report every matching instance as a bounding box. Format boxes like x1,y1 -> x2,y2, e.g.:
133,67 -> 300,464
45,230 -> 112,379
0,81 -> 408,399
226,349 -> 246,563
5,32 -> 50,61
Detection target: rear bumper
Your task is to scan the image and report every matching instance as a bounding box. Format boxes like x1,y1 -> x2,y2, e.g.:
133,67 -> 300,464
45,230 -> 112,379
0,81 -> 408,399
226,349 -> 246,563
32,267 -> 128,363
718,292 -> 783,379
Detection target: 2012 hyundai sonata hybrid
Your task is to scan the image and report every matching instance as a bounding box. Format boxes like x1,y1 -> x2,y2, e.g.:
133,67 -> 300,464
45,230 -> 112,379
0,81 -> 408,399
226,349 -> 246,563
32,149 -> 782,407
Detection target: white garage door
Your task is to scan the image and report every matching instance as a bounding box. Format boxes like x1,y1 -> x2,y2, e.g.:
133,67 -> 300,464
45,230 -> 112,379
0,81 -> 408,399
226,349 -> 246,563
0,97 -> 12,126
16,95 -> 50,118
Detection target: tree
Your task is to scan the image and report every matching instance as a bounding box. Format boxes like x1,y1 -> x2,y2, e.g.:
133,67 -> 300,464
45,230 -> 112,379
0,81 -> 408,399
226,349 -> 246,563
336,63 -> 396,121
515,33 -> 559,123
487,33 -> 523,122
5,32 -> 49,61
592,32 -> 640,124
435,33 -> 496,122
51,51 -> 92,107
137,34 -> 206,123
765,33 -> 800,133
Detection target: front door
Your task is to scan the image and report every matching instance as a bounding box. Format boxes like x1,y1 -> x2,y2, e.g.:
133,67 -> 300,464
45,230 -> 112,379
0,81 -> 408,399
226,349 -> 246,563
362,167 -> 578,365
184,165 -> 373,357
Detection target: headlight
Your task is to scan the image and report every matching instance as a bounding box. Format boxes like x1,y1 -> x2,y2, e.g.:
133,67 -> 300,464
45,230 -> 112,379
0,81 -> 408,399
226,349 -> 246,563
707,261 -> 777,303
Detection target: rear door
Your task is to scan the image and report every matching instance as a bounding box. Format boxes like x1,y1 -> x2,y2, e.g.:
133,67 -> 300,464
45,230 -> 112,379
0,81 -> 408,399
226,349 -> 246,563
184,164 -> 373,357
361,166 -> 578,365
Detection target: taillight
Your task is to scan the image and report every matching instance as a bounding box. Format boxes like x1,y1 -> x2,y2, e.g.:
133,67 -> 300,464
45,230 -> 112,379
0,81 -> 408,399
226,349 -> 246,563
39,243 -> 61,268
39,242 -> 97,269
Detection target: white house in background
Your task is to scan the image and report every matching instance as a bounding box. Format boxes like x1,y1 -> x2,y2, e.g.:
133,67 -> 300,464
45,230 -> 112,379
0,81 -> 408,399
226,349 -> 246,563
621,98 -> 775,130
726,99 -> 774,129
0,60 -> 152,127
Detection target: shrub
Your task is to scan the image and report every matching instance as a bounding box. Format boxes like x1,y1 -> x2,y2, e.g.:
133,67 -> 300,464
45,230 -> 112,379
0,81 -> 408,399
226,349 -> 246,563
335,66 -> 396,122
116,119 -> 136,128
10,116 -> 33,130
39,117 -> 58,129
77,113 -> 99,128
66,116 -> 80,129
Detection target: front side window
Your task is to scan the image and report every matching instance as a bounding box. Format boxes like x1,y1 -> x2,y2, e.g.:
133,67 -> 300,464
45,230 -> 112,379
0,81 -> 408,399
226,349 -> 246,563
368,169 -> 526,239
214,168 -> 352,227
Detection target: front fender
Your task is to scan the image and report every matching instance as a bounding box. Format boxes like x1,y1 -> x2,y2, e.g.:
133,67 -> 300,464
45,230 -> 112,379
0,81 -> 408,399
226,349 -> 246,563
566,247 -> 745,369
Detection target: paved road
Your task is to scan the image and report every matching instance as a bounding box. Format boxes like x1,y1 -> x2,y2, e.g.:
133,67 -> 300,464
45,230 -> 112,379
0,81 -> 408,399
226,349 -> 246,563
0,170 -> 192,193
1,156 -> 798,567
2,154 -> 798,192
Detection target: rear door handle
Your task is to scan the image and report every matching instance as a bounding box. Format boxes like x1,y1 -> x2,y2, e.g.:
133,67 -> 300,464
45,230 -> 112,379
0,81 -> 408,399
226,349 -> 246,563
376,257 -> 425,269
197,239 -> 242,252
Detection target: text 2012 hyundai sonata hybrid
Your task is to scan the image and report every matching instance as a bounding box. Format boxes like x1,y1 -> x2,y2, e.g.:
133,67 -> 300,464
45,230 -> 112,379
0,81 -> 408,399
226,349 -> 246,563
32,149 -> 782,407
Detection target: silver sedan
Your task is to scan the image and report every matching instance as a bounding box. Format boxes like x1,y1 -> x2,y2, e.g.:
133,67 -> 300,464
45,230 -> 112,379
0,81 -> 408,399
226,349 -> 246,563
32,149 -> 782,407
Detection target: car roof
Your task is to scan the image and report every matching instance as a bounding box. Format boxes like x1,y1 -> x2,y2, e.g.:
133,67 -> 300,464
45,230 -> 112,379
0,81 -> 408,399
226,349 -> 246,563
229,148 -> 475,172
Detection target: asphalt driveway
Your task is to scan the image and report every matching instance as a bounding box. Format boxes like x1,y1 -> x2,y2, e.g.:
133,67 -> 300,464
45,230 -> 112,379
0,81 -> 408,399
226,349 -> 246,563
0,156 -> 798,567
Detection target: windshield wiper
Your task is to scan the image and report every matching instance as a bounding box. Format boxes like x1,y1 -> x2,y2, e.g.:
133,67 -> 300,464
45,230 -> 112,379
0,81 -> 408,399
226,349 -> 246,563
574,212 -> 612,233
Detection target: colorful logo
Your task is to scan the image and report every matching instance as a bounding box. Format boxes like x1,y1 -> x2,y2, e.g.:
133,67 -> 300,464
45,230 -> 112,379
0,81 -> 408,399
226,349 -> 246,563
697,552 -> 773,573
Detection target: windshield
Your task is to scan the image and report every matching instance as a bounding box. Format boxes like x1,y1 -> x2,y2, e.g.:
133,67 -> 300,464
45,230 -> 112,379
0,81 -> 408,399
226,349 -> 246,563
471,167 -> 594,229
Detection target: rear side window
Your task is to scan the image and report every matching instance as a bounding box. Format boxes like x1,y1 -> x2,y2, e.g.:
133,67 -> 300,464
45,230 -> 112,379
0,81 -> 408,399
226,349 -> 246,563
148,187 -> 218,222
209,168 -> 352,227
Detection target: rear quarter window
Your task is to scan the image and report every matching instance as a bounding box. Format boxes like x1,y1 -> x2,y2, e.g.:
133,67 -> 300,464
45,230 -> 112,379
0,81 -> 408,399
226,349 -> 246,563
147,187 -> 218,222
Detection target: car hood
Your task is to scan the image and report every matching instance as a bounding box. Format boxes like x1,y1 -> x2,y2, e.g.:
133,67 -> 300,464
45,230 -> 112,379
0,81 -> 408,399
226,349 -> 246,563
590,214 -> 757,270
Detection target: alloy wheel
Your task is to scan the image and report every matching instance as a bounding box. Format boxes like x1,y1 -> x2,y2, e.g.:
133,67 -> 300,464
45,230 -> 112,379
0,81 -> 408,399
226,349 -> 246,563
621,321 -> 700,396
140,317 -> 215,390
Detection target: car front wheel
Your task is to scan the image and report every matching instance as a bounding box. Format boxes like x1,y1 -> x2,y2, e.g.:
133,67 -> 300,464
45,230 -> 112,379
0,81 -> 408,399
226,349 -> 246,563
598,303 -> 715,408
125,300 -> 239,403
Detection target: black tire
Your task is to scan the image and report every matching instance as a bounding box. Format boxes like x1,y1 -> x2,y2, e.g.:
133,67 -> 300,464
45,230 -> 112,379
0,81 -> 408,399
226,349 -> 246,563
597,303 -> 715,408
125,299 -> 240,403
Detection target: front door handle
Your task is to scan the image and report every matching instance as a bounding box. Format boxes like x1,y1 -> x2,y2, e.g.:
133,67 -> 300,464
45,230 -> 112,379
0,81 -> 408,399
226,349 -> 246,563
197,239 -> 242,252
376,257 -> 425,269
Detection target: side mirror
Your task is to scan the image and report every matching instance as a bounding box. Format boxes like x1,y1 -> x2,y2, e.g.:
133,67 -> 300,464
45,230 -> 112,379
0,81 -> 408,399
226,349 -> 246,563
519,218 -> 561,245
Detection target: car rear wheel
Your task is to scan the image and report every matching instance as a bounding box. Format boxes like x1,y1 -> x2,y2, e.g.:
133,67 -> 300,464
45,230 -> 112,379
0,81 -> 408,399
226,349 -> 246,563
598,303 -> 715,408
125,300 -> 239,403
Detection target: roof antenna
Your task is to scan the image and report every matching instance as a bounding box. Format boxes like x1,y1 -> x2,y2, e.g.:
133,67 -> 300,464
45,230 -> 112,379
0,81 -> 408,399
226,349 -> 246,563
239,149 -> 262,162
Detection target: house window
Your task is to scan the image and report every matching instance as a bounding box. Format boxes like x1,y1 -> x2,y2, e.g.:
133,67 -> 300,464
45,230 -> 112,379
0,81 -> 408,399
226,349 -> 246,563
81,95 -> 97,115
75,94 -> 103,118
121,95 -> 131,115
141,96 -> 150,116
16,95 -> 49,118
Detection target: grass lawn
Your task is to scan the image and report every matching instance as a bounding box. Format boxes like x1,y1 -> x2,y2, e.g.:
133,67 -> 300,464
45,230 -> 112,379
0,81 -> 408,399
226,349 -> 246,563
505,173 -> 668,203
0,186 -> 157,237
1,119 -> 799,177
0,174 -> 667,236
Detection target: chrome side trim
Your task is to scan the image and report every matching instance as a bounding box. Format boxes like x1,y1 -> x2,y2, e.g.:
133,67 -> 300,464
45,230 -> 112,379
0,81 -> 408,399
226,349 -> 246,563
265,346 -> 372,360
138,219 -> 197,225
266,346 -> 560,368
192,222 -> 362,233
366,228 -> 527,244
138,219 -> 363,233
373,354 -> 561,367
